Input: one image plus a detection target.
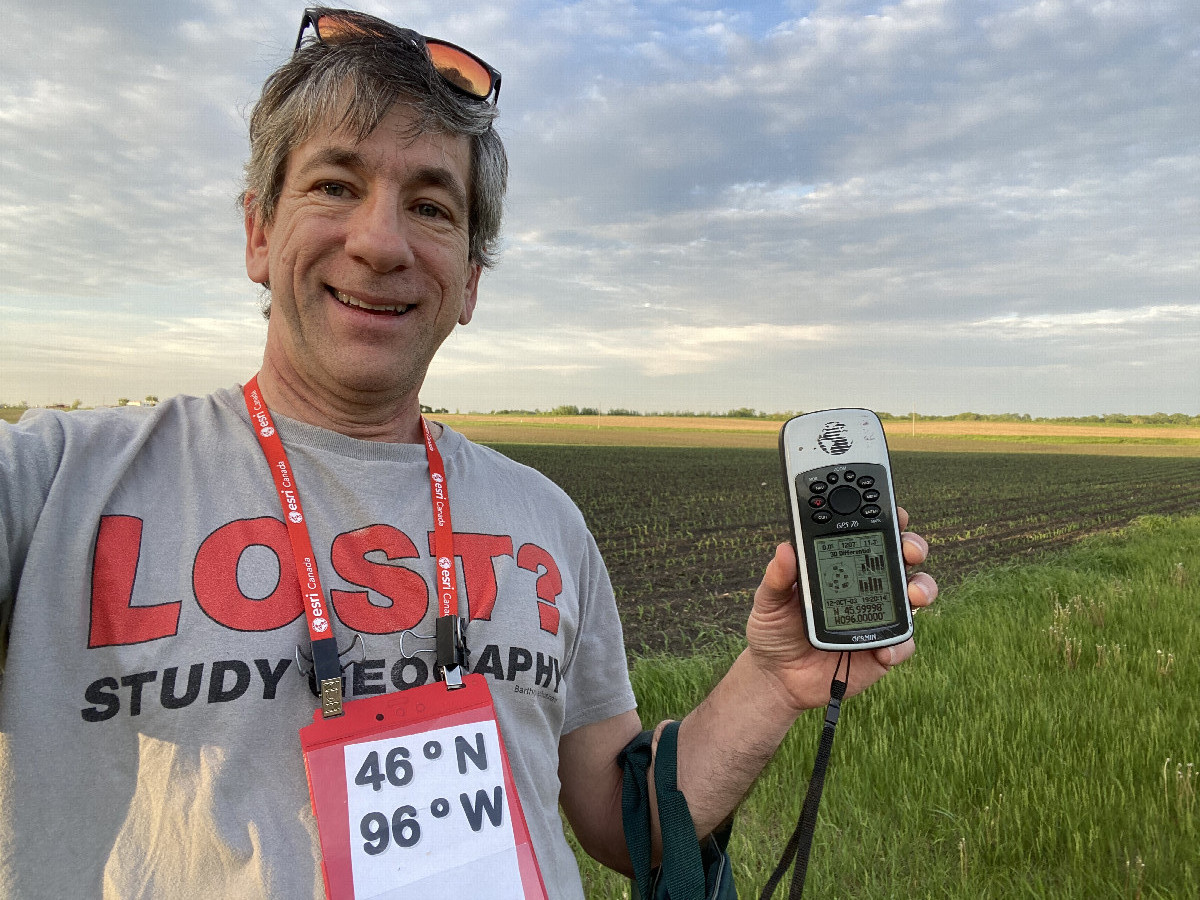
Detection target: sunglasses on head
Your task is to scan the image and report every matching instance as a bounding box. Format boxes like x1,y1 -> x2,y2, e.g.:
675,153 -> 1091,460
294,7 -> 501,104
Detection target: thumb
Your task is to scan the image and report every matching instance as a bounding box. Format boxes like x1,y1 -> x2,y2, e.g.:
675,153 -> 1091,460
755,542 -> 799,611
747,542 -> 810,665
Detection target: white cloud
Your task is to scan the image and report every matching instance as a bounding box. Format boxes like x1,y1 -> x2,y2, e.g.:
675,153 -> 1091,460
971,304 -> 1200,335
2,0 -> 1199,415
434,319 -> 841,378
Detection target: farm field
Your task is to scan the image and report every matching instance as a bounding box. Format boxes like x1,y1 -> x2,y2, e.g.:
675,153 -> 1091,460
489,435 -> 1198,894
574,513 -> 1200,898
487,444 -> 1200,654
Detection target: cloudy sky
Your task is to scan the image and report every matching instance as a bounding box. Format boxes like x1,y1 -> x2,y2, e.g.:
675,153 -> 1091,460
2,0 -> 1197,416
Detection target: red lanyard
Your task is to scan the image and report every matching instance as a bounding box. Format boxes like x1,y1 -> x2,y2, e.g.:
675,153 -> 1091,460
423,414 -> 456,618
243,377 -> 462,716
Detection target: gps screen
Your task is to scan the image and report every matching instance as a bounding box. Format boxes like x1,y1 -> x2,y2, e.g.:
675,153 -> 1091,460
813,531 -> 896,631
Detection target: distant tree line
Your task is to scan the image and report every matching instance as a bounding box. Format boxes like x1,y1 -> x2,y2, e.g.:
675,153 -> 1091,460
874,411 -> 1200,426
1,395 -> 162,414
464,407 -> 1200,425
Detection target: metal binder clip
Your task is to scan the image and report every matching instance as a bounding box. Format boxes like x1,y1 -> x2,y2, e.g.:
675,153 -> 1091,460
434,615 -> 469,689
398,628 -> 436,660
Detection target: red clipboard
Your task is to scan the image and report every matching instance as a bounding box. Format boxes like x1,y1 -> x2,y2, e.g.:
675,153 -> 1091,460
300,674 -> 548,899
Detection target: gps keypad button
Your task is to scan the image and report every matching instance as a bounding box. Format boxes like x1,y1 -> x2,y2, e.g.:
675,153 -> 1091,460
828,485 -> 861,515
856,476 -> 875,488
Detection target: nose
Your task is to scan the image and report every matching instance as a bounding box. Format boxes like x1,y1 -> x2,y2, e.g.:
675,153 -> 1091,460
344,193 -> 416,273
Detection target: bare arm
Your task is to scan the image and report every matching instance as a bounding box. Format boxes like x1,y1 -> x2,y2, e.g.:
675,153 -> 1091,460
558,708 -> 644,873
558,509 -> 937,868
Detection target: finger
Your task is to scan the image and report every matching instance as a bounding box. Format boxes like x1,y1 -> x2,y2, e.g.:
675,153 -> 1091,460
901,532 -> 929,566
756,543 -> 798,607
896,505 -> 909,531
874,638 -> 915,668
907,572 -> 938,607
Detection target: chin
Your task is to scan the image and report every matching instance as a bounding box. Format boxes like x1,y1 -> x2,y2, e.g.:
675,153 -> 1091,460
335,366 -> 423,400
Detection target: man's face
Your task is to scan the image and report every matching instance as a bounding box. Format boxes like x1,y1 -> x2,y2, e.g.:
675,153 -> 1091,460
245,103 -> 481,407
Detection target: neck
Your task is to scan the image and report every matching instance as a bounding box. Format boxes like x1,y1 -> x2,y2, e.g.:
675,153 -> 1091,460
253,364 -> 431,444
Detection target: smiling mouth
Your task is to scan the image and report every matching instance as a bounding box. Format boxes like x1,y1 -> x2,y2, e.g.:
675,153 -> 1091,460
330,287 -> 412,316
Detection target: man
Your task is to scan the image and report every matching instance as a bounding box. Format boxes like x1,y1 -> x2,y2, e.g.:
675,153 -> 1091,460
0,8 -> 937,898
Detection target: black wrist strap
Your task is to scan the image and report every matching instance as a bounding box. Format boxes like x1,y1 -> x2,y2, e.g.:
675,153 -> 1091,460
760,652 -> 850,900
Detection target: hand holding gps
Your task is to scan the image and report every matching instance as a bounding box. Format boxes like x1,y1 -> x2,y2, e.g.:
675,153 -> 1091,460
779,408 -> 913,651
764,409 -> 915,898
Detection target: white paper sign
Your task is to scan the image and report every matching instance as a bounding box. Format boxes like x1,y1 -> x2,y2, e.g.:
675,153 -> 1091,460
343,719 -> 524,900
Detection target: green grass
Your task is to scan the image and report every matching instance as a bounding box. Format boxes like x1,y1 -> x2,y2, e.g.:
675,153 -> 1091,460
574,514 -> 1200,898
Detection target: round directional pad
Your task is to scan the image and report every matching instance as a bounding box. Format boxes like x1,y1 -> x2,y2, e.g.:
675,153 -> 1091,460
828,485 -> 861,515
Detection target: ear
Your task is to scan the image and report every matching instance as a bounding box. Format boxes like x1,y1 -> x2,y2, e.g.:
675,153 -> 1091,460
244,194 -> 271,285
458,263 -> 482,326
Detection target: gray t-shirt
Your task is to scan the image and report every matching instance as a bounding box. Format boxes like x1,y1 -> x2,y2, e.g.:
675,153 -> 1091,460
0,387 -> 636,899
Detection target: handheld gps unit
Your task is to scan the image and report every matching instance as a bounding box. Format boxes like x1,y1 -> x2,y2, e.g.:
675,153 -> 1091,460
779,409 -> 912,651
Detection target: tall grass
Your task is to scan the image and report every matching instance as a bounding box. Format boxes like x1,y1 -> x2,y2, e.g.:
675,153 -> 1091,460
575,514 -> 1199,898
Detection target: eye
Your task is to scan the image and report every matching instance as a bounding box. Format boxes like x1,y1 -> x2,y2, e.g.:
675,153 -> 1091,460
415,202 -> 446,219
318,182 -> 349,198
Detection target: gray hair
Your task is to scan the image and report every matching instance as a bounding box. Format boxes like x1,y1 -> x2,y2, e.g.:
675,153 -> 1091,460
242,14 -> 507,281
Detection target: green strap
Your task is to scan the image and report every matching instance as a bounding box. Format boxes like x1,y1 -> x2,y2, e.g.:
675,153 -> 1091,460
620,729 -> 656,899
654,721 -> 706,899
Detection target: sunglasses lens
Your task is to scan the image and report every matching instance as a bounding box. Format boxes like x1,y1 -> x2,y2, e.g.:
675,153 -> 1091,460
301,13 -> 497,102
426,41 -> 495,99
312,14 -> 372,42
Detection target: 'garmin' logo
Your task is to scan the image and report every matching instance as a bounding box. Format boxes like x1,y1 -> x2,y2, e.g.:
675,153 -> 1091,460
851,633 -> 877,643
817,422 -> 852,456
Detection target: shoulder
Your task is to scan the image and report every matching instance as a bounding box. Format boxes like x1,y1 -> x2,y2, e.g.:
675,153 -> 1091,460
10,389 -> 243,431
0,404 -> 126,474
1,388 -> 249,475
0,410 -> 71,505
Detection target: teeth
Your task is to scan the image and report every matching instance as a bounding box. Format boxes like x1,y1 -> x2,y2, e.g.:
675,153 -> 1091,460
333,289 -> 410,314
